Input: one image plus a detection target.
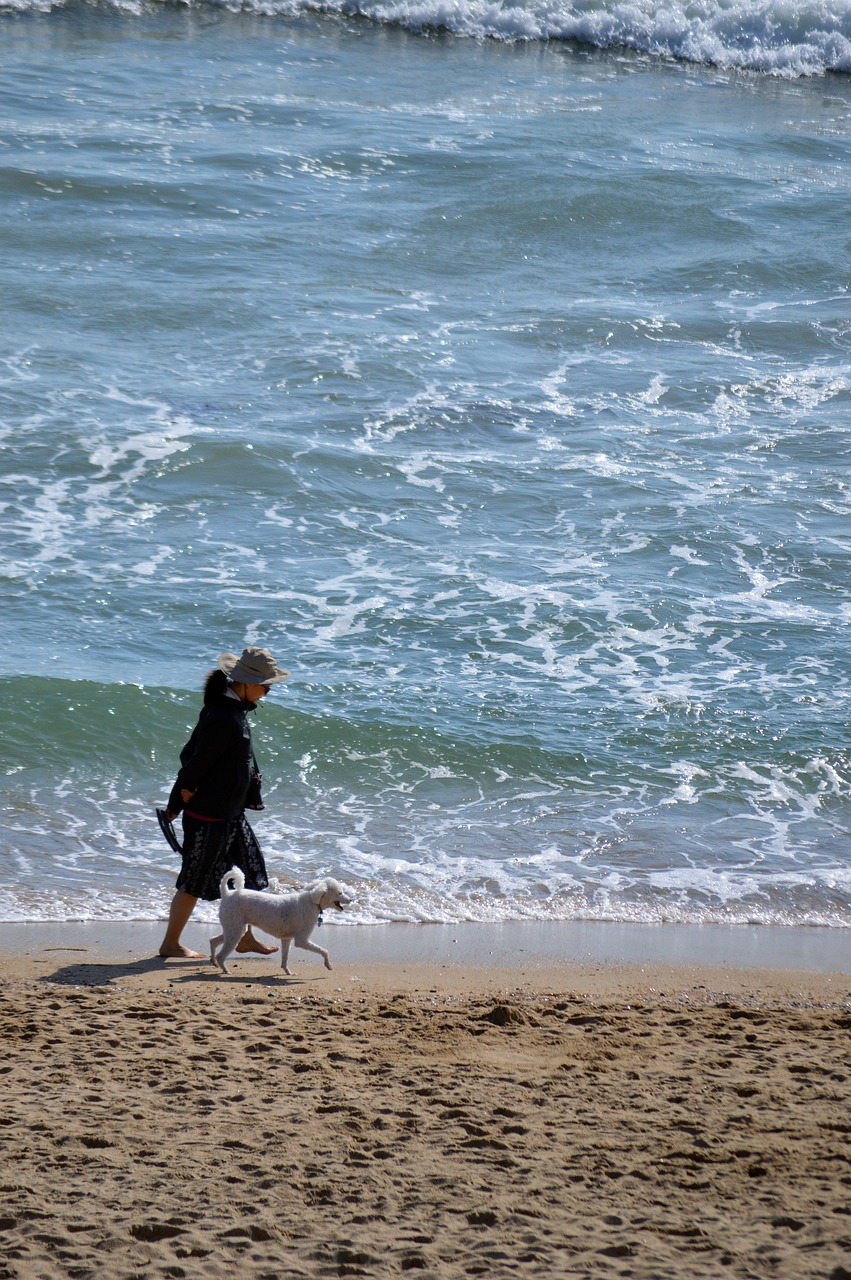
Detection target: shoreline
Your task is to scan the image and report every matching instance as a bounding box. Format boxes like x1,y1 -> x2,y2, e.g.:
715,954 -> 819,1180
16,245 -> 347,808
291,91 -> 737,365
1,917 -> 847,1003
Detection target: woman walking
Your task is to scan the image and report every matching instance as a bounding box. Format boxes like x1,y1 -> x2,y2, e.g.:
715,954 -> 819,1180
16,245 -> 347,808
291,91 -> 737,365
158,646 -> 289,959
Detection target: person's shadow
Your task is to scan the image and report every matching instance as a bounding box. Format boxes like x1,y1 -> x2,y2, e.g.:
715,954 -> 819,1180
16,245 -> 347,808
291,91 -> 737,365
40,955 -> 199,986
40,956 -> 316,987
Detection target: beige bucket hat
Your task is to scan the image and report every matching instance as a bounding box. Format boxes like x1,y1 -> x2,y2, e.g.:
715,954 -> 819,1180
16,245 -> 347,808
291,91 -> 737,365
218,646 -> 290,685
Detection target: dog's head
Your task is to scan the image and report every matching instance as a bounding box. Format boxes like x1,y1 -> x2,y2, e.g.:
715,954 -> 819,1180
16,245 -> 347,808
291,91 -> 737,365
310,878 -> 351,913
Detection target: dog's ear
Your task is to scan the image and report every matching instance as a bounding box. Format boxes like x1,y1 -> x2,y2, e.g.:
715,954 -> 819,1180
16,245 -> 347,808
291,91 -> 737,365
309,881 -> 327,906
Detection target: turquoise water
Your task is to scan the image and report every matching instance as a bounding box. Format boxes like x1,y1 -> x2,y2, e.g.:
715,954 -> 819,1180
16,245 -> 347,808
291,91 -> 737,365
1,2 -> 849,926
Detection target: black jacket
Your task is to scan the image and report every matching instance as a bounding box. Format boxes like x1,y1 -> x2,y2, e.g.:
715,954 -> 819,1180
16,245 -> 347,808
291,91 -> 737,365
167,696 -> 254,821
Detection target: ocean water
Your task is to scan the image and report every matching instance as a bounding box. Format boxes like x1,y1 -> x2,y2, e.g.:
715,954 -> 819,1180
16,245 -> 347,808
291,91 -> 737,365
1,0 -> 849,930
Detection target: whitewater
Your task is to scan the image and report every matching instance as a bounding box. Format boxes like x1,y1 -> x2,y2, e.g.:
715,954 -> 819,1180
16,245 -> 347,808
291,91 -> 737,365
0,0 -> 849,928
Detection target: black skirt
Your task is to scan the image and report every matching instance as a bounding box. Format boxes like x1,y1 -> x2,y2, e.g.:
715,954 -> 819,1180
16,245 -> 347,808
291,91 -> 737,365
175,812 -> 269,901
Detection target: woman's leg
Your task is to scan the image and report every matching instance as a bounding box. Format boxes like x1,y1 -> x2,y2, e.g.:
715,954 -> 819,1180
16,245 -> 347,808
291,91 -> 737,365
158,890 -> 205,958
231,814 -> 277,954
235,926 -> 277,955
161,814 -> 212,959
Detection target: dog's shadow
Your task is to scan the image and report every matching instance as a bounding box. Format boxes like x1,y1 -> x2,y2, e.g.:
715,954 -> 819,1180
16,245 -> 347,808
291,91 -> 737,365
170,969 -> 318,988
40,956 -> 320,988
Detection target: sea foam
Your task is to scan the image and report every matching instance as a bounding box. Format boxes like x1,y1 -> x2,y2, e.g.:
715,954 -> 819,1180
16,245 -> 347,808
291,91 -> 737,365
2,0 -> 850,76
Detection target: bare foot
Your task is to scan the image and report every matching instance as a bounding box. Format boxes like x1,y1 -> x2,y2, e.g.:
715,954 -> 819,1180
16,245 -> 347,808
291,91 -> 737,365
158,944 -> 206,959
235,932 -> 278,955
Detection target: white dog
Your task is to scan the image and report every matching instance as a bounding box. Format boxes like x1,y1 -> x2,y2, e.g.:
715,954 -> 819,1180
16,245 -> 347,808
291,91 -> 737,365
210,868 -> 350,976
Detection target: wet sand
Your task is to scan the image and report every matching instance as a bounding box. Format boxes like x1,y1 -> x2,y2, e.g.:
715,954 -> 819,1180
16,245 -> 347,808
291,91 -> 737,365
1,921 -> 849,1279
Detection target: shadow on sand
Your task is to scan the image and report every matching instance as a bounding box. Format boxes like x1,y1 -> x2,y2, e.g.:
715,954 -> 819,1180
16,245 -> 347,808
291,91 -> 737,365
38,955 -> 318,989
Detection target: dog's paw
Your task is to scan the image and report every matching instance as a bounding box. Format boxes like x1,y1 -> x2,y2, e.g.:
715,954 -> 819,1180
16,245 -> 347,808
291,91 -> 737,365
325,959 -> 333,970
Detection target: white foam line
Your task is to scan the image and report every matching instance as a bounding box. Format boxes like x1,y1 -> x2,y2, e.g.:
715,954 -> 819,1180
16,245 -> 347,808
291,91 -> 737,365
313,596 -> 388,641
88,429 -> 192,482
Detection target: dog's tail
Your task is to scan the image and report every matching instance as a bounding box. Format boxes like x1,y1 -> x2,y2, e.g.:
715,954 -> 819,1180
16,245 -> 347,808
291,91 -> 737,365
219,866 -> 245,897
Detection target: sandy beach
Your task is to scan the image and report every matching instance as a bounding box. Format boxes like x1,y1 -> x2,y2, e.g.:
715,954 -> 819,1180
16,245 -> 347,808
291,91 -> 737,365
1,921 -> 850,1280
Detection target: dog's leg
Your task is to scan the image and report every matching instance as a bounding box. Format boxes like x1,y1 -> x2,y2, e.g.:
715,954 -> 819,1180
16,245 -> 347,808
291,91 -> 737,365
209,933 -> 223,966
214,926 -> 244,975
280,939 -> 293,975
294,938 -> 332,971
